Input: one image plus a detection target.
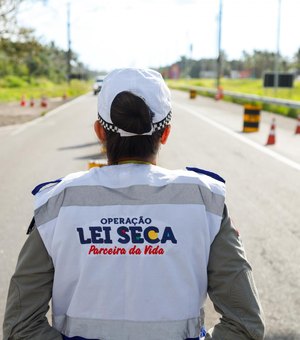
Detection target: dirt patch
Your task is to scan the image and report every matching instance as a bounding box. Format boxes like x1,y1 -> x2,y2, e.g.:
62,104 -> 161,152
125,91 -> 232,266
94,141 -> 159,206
0,97 -> 69,127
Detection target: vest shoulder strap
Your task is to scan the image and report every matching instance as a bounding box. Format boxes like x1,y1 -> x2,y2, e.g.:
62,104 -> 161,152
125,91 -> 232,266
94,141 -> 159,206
32,179 -> 62,196
186,166 -> 225,184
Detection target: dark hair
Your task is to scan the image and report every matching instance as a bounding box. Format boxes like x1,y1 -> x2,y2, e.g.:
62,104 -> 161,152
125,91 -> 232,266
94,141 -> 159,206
105,91 -> 164,164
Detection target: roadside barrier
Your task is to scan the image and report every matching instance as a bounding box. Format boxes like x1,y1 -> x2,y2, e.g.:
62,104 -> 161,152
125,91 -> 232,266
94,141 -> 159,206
243,104 -> 261,132
266,118 -> 276,145
183,84 -> 300,110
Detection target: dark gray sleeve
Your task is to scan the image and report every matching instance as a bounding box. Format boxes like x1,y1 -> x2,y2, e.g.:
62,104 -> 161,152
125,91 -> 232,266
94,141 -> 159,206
2,227 -> 63,340
205,205 -> 265,340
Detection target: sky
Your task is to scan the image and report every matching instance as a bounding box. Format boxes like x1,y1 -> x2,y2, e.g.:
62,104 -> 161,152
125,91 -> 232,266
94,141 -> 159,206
17,0 -> 300,72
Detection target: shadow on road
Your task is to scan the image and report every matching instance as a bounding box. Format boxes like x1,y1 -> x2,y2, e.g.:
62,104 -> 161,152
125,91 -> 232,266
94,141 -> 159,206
75,153 -> 106,161
58,142 -> 99,150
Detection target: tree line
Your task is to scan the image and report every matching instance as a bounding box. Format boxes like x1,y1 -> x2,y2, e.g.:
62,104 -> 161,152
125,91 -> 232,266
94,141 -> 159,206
160,49 -> 300,79
0,28 -> 93,83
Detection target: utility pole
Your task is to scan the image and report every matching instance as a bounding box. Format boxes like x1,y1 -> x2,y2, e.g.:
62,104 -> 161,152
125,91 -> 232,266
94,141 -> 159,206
67,2 -> 71,84
274,0 -> 281,95
216,0 -> 223,89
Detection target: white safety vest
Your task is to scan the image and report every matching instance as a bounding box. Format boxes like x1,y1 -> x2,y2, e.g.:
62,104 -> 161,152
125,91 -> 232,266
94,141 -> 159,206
34,164 -> 225,340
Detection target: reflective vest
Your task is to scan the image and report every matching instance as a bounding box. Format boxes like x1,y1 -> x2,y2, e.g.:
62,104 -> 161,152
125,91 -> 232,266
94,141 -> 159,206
33,164 -> 225,340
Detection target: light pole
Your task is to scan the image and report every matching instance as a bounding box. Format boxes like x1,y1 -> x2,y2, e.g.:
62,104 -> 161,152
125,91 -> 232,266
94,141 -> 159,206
216,0 -> 223,90
67,2 -> 72,84
274,0 -> 281,94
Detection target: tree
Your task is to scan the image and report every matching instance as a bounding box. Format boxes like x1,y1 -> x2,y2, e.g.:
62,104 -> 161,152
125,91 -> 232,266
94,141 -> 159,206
0,1 -> 93,82
0,1 -> 45,37
0,0 -> 24,36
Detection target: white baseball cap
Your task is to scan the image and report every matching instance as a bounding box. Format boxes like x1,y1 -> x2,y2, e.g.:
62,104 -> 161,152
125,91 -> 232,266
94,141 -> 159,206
97,68 -> 172,137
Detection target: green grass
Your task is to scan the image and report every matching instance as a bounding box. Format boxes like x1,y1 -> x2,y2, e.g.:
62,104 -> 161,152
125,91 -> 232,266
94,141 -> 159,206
167,78 -> 300,118
167,78 -> 300,101
0,77 -> 92,102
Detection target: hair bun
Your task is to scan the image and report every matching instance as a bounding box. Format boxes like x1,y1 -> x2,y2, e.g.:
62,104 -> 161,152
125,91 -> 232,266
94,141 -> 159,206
111,91 -> 153,135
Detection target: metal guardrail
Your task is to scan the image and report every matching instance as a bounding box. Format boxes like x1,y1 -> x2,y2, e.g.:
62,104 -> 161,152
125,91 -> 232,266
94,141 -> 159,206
181,85 -> 300,110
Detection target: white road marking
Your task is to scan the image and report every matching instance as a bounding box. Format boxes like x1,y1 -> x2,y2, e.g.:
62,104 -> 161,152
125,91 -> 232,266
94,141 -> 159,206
175,102 -> 300,172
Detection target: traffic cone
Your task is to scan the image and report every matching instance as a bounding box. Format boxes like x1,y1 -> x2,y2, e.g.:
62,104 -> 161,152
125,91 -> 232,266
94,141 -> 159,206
295,115 -> 300,134
266,118 -> 276,145
20,95 -> 26,107
215,86 -> 224,101
41,96 -> 48,108
30,97 -> 35,107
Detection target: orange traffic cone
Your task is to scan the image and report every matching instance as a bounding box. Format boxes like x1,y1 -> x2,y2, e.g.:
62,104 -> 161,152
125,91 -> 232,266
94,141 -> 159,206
30,97 -> 35,107
266,118 -> 276,145
215,86 -> 224,101
41,96 -> 48,108
20,95 -> 26,107
295,115 -> 300,135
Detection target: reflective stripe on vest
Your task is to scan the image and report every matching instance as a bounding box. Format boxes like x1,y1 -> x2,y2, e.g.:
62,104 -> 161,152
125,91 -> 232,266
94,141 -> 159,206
57,315 -> 204,340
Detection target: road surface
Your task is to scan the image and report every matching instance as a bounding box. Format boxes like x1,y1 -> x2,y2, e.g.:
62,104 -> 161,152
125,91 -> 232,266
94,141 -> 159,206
0,90 -> 299,339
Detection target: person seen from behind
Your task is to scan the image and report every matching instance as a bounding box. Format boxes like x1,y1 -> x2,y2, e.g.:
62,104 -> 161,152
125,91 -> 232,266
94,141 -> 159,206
3,68 -> 265,340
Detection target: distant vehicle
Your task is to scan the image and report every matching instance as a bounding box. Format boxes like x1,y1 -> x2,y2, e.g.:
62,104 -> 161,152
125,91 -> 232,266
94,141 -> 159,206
93,76 -> 105,95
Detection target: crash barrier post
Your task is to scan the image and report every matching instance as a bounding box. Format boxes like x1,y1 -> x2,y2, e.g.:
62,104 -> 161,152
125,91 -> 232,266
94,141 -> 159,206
242,104 -> 261,132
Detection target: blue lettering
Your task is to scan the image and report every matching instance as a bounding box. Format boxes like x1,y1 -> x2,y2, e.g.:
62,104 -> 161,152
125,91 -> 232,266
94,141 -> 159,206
76,227 -> 91,244
161,227 -> 177,244
130,227 -> 143,243
117,227 -> 130,244
89,227 -> 104,243
103,227 -> 112,244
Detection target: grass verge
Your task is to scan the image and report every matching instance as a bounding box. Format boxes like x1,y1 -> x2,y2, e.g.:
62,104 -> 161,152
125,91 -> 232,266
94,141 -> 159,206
0,78 -> 92,103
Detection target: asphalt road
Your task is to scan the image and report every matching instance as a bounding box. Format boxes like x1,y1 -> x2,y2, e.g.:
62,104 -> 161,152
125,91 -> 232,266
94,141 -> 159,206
0,91 -> 299,339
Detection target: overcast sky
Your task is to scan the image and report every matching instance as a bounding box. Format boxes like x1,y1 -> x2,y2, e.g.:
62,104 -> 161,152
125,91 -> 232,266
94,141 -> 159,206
18,0 -> 300,72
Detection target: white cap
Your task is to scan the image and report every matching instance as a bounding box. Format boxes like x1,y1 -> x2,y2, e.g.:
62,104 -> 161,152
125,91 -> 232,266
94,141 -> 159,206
97,68 -> 172,137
